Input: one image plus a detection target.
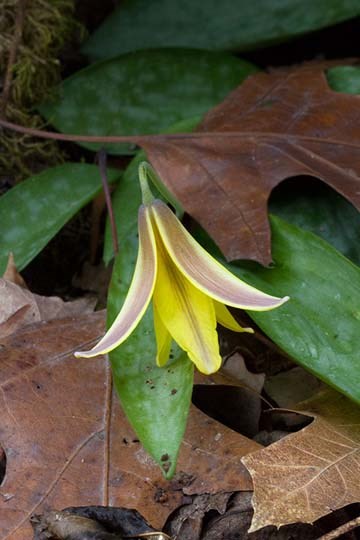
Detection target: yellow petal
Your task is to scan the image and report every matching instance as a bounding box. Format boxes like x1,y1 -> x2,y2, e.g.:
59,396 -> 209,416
153,304 -> 172,367
75,206 -> 157,358
214,301 -> 254,333
151,200 -> 289,311
153,232 -> 221,375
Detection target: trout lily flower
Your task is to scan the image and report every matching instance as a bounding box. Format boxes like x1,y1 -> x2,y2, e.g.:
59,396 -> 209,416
75,167 -> 289,374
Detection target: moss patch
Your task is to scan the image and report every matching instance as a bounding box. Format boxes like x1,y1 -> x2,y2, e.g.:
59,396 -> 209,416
0,0 -> 85,180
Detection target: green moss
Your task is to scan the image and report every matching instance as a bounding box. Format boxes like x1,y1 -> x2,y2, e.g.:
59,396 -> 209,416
0,0 -> 86,180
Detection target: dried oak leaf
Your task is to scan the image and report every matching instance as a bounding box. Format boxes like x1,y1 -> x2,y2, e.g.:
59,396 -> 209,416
0,312 -> 259,540
242,389 -> 360,531
137,62 -> 360,263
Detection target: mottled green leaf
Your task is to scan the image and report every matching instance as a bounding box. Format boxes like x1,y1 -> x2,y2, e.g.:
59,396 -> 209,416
39,49 -> 257,154
327,65 -> 360,95
0,164 -> 121,274
227,216 -> 360,404
269,180 -> 360,265
82,0 -> 360,61
107,173 -> 194,478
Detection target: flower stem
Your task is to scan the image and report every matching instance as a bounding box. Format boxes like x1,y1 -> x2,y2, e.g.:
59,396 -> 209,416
139,161 -> 183,216
139,162 -> 156,205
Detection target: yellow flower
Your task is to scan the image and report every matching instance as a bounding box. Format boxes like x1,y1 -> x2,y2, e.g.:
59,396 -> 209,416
75,168 -> 289,374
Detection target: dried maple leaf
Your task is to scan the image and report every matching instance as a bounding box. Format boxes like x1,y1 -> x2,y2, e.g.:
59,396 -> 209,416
242,389 -> 360,531
0,312 -> 259,539
137,62 -> 360,263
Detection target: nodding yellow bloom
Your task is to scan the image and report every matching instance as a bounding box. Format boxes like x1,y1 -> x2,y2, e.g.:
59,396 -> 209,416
75,168 -> 289,374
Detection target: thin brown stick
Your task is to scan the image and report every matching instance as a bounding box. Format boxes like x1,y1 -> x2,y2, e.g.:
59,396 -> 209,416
90,193 -> 104,264
1,0 -> 27,116
1,118 -> 360,149
97,149 -> 119,257
0,117 -> 142,144
103,362 -> 112,506
316,516 -> 360,540
124,533 -> 172,539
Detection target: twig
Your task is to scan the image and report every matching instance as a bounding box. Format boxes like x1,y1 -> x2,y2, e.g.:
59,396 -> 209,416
0,118 -> 142,144
124,533 -> 172,539
1,0 -> 27,116
2,118 -> 360,149
97,149 -> 119,257
315,516 -> 360,540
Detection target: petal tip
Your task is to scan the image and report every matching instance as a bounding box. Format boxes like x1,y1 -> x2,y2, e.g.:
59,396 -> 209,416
156,354 -> 169,367
263,294 -> 290,310
244,327 -> 255,334
74,350 -> 89,359
266,294 -> 289,310
74,349 -> 104,359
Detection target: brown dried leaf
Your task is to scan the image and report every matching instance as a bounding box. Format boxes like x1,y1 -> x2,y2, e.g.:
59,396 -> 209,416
32,511 -> 112,540
191,492 -> 322,540
0,278 -> 96,331
193,369 -> 264,439
138,62 -> 360,263
242,389 -> 360,531
264,367 -> 324,408
0,313 -> 259,539
165,492 -> 232,540
0,305 -> 32,340
2,253 -> 27,288
222,352 -> 265,394
31,507 -> 158,540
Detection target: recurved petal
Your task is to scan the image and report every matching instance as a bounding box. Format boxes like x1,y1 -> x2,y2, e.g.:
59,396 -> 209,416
153,234 -> 222,375
75,206 -> 157,358
153,304 -> 172,367
214,301 -> 254,333
151,200 -> 289,311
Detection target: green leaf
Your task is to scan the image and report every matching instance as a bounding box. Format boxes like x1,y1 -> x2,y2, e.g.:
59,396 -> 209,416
82,0 -> 360,61
107,176 -> 193,478
39,49 -> 257,154
269,181 -> 360,265
0,164 -> 121,274
227,216 -> 360,404
327,65 -> 360,95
